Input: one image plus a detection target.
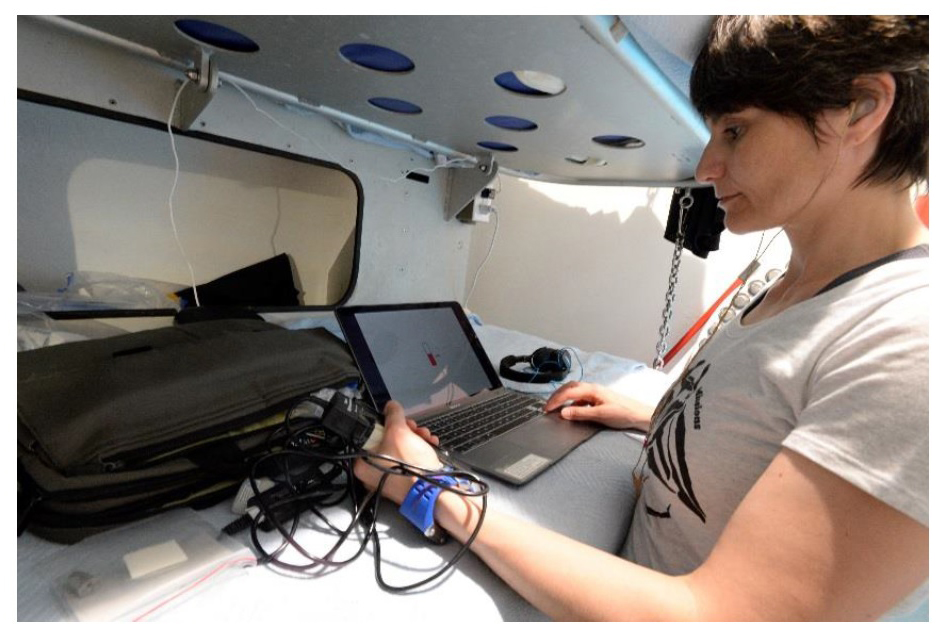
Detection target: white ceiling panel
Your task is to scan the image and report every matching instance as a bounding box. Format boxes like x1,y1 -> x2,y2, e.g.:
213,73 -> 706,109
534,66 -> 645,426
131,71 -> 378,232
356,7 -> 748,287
44,15 -> 713,186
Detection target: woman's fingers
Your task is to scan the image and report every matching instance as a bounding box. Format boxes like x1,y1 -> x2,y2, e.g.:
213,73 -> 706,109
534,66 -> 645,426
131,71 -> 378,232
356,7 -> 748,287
407,418 -> 440,445
545,381 -> 599,413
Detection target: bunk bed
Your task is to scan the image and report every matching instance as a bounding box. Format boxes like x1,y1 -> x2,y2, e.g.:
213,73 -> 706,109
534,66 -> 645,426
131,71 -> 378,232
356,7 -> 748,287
18,14 -> 704,621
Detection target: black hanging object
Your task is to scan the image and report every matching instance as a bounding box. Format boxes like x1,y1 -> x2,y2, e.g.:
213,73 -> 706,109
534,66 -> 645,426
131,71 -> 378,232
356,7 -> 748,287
176,253 -> 301,309
663,187 -> 725,259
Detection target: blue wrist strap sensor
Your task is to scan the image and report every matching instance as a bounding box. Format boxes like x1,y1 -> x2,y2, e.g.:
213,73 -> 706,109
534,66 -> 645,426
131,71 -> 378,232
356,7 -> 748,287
399,476 -> 457,539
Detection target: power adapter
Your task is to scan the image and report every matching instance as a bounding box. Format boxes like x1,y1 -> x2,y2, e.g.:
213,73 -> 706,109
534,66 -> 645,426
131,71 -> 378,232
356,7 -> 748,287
222,392 -> 385,538
223,478 -> 316,535
245,482 -> 310,532
320,392 -> 383,450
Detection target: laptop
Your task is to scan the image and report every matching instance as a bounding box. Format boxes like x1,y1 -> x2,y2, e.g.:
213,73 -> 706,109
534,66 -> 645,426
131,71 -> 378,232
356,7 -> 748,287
335,301 -> 599,485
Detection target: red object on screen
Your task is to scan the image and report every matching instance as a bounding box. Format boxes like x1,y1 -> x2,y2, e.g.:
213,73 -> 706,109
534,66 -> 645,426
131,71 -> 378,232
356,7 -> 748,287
423,343 -> 438,366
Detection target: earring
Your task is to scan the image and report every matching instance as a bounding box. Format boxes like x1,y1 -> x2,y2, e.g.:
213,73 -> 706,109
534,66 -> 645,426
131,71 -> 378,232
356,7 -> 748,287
850,98 -> 876,124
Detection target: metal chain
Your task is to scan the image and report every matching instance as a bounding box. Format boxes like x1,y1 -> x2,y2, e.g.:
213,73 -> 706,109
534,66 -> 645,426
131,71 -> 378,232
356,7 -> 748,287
653,189 -> 693,370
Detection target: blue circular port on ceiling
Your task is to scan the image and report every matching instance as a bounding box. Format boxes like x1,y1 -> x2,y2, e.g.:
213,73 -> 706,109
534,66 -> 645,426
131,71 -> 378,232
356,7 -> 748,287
368,97 -> 423,114
340,43 -> 415,73
485,116 -> 538,131
174,20 -> 260,53
494,71 -> 565,96
593,135 -> 645,149
477,141 -> 519,152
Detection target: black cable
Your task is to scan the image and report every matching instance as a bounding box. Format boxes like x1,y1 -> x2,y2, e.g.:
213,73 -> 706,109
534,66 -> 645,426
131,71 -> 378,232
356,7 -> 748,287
371,478 -> 487,593
249,447 -> 489,583
233,394 -> 491,591
248,449 -> 373,571
358,455 -> 490,591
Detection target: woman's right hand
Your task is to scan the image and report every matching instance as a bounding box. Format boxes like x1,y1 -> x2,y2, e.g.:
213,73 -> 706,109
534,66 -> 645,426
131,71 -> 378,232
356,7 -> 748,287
353,400 -> 444,504
544,381 -> 654,432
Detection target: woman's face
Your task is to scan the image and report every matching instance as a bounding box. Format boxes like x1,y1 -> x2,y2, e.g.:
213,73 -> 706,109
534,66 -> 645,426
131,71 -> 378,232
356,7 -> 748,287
694,107 -> 842,234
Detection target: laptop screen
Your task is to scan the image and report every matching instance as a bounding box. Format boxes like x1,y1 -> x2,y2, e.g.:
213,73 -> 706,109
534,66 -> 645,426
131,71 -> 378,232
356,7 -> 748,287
337,302 -> 501,416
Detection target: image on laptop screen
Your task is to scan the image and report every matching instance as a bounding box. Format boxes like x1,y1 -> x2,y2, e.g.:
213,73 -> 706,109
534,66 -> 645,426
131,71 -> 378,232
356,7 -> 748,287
354,306 -> 495,416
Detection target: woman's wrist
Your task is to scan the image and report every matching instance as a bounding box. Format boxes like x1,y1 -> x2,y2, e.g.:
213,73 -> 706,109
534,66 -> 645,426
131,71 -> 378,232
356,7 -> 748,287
627,399 -> 655,432
434,489 -> 483,543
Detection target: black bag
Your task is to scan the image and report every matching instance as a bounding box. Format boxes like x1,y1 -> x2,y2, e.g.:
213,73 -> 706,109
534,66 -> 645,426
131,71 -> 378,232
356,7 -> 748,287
17,319 -> 359,543
663,187 -> 726,259
175,253 -> 302,308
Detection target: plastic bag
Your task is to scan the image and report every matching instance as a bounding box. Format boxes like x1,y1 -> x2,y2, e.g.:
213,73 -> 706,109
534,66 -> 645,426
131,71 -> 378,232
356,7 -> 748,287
16,306 -> 128,351
18,271 -> 184,312
40,509 -> 256,622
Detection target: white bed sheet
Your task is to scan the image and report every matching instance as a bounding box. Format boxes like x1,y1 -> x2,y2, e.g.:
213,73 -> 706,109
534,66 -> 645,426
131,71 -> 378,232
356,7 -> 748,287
18,312 -> 672,622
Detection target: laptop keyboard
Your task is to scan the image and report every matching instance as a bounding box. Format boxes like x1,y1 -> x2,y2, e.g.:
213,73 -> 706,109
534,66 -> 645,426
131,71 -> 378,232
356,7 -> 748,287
420,391 -> 544,453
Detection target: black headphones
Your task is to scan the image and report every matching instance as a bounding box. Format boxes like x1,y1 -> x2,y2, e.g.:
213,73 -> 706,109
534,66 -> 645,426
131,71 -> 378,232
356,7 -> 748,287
499,347 -> 572,384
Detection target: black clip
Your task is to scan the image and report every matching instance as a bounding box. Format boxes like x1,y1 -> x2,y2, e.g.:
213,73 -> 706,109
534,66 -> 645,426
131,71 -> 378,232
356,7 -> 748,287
663,187 -> 725,259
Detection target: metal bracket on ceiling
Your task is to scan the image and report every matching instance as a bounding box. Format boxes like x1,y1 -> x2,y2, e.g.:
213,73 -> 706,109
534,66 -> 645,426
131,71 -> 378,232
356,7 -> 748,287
444,154 -> 498,222
176,49 -> 219,130
609,16 -> 629,42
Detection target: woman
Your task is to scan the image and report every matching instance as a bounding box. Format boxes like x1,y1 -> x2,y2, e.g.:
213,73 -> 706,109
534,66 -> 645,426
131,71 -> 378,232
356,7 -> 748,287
356,16 -> 929,620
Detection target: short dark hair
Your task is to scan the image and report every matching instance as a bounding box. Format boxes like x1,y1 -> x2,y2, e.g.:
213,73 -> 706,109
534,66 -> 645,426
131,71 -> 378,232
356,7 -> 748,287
690,16 -> 928,187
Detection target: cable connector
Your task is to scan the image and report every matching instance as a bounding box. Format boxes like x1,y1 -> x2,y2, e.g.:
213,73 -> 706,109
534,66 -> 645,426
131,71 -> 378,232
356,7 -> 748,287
738,258 -> 762,283
320,392 -> 381,449
221,514 -> 254,536
231,477 -> 275,515
245,483 -> 305,532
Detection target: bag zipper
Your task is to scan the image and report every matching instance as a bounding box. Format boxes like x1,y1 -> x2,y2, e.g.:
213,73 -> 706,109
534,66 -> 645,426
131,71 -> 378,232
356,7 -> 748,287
97,407 -> 285,472
97,378 -> 355,472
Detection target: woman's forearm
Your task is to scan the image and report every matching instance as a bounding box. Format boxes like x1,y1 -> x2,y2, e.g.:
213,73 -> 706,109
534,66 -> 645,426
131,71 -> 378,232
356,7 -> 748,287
434,493 -> 699,621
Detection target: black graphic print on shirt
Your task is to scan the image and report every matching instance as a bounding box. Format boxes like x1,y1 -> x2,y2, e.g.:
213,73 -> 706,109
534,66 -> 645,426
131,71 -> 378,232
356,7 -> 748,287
636,359 -> 711,523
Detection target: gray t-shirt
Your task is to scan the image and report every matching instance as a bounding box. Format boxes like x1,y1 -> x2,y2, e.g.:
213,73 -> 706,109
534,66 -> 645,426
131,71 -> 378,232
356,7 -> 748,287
621,247 -> 928,615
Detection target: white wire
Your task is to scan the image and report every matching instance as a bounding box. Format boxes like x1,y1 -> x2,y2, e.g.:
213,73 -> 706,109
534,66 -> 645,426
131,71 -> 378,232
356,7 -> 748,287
166,76 -> 485,311
757,228 -> 785,261
224,77 -> 473,185
564,347 -> 584,383
376,157 -> 475,184
167,79 -> 202,308
417,157 -> 473,173
755,230 -> 766,258
464,208 -> 499,310
225,78 -> 347,169
270,188 -> 281,257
